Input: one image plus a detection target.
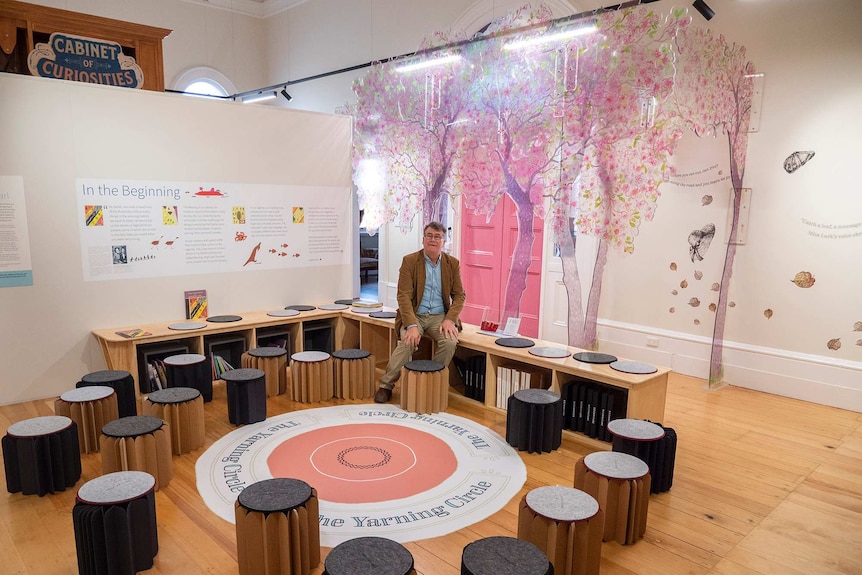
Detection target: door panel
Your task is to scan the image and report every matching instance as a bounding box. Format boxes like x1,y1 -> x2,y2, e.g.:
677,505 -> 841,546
460,195 -> 543,337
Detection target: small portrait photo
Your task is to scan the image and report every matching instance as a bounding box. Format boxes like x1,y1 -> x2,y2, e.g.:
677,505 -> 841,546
232,206 -> 246,224
162,206 -> 179,225
112,245 -> 128,265
292,206 -> 305,224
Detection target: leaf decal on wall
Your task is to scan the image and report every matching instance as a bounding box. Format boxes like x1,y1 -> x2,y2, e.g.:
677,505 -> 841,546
711,283 -> 720,292
827,338 -> 841,350
670,262 -> 677,271
688,297 -> 701,307
791,271 -> 815,288
701,195 -> 712,206
854,321 -> 862,331
764,309 -> 773,319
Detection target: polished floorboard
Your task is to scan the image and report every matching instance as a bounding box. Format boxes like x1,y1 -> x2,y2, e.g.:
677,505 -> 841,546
1,372 -> 861,575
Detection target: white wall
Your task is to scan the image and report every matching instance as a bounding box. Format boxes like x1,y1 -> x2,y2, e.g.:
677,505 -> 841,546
0,73 -> 353,405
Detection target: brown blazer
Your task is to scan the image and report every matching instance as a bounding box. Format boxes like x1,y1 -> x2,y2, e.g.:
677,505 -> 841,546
394,249 -> 467,334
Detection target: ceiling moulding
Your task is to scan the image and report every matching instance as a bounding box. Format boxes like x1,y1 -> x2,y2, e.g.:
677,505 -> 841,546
179,0 -> 310,19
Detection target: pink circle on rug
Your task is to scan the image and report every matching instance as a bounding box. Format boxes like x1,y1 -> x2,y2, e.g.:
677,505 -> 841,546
267,423 -> 457,503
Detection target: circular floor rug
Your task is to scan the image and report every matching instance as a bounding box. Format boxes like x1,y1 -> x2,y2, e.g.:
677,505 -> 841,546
196,404 -> 526,546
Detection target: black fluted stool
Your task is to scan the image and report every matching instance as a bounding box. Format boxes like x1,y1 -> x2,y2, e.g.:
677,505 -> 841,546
222,368 -> 267,425
3,415 -> 81,496
242,347 -> 288,397
73,471 -> 158,575
324,536 -> 415,575
506,388 -> 563,453
461,536 -> 553,575
163,353 -> 212,402
608,418 -> 677,493
235,477 -> 320,575
78,370 -> 137,417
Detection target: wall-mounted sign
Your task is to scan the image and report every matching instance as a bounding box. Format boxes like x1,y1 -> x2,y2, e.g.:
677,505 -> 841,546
27,32 -> 144,88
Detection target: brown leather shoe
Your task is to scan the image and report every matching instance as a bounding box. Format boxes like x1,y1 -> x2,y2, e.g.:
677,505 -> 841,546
374,387 -> 392,403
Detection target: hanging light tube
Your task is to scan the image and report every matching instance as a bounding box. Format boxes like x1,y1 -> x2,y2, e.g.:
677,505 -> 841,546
242,91 -> 277,104
503,22 -> 597,51
395,53 -> 462,73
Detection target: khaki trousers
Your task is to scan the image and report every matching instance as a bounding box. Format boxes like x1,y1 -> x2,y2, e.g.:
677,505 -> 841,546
379,313 -> 457,389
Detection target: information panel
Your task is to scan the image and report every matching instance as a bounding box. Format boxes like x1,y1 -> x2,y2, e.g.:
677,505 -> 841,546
76,178 -> 351,281
0,176 -> 34,288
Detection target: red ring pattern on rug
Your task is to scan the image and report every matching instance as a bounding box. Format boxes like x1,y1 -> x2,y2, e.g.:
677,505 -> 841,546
267,423 -> 458,503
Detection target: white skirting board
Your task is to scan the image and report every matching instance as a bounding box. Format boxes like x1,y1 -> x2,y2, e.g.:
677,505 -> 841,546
596,320 -> 862,414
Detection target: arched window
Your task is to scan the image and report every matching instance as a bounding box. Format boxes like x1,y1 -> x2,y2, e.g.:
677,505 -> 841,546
171,66 -> 237,99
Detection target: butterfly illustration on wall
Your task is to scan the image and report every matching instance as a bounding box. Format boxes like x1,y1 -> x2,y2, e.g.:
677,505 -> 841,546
688,223 -> 716,262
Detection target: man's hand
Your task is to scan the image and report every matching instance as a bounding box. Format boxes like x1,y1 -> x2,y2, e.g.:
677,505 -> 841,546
439,319 -> 459,342
402,325 -> 422,348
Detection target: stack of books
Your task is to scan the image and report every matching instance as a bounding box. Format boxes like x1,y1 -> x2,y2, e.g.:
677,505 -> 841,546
561,378 -> 627,441
145,359 -> 168,393
212,355 -> 234,380
464,355 -> 486,401
495,364 -> 547,409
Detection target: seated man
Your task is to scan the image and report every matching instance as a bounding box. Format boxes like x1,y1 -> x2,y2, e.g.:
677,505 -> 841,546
374,221 -> 466,403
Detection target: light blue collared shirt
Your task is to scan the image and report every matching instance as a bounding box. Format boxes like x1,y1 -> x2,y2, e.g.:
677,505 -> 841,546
417,252 -> 445,315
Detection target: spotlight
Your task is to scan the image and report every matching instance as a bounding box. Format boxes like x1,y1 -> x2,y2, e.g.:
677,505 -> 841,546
692,0 -> 715,21
280,89 -> 293,102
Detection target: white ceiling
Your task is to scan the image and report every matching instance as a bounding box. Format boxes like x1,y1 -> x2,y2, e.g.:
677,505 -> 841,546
180,0 -> 310,18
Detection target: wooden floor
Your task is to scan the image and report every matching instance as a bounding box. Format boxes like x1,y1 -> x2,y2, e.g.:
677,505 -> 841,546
2,373 -> 861,575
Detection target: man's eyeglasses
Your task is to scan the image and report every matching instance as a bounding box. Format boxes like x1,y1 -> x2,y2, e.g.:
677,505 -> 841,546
424,233 -> 445,241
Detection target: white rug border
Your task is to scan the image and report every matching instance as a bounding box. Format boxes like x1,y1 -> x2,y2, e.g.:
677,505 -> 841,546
195,404 -> 527,546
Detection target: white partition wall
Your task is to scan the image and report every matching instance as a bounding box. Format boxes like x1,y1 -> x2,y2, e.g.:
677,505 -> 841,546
0,74 -> 353,405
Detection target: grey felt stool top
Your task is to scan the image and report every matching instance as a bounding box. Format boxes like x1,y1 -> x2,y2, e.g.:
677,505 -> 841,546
528,346 -> 571,358
291,351 -> 331,363
77,471 -> 156,505
7,415 -> 73,438
249,346 -> 288,358
583,451 -> 650,480
461,536 -> 551,575
607,418 -> 665,441
324,536 -> 414,575
267,309 -> 300,317
81,370 -> 131,384
494,337 -> 535,349
146,387 -> 200,404
319,303 -> 349,310
610,360 -> 658,374
572,351 -> 617,364
237,478 -> 312,514
221,368 -> 265,383
102,416 -> 164,438
60,386 -> 114,403
513,388 -> 560,405
332,349 -> 371,360
285,304 -> 316,311
167,321 -> 207,330
369,311 -> 397,319
163,353 -> 207,366
525,485 -> 600,522
404,360 -> 444,373
207,314 -> 243,323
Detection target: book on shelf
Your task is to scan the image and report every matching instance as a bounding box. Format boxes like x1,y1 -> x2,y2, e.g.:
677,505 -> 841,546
115,328 -> 152,339
184,289 -> 208,320
211,354 -> 234,380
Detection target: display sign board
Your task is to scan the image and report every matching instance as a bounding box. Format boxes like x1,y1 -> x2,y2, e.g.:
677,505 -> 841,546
28,32 -> 144,88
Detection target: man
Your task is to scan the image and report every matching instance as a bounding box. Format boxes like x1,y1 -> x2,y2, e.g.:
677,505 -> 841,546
374,221 -> 466,403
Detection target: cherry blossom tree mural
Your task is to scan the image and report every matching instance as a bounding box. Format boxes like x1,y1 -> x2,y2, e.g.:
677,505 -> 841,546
673,26 -> 755,386
347,2 -> 755,386
452,4 -> 562,326
550,7 -> 687,349
350,34 -> 473,231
